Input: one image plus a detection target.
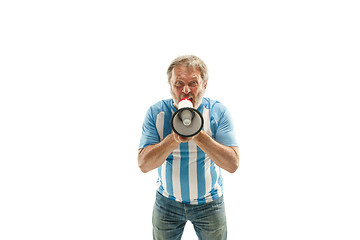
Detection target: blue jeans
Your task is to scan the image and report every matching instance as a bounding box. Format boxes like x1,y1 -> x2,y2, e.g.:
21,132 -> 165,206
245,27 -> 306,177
152,191 -> 227,240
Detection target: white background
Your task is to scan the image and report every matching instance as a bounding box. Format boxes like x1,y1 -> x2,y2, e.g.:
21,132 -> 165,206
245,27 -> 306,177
1,0 -> 359,239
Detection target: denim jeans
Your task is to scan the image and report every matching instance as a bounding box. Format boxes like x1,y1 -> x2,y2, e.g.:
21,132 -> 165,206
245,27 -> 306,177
152,191 -> 227,240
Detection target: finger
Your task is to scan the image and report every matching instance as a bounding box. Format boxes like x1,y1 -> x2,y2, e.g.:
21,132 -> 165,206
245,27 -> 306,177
179,136 -> 193,142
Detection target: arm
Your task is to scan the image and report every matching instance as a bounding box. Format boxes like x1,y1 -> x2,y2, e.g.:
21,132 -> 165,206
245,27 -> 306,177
138,130 -> 239,173
138,132 -> 182,173
193,130 -> 239,173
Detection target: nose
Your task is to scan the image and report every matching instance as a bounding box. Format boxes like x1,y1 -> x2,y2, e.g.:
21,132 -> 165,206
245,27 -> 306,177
182,85 -> 191,94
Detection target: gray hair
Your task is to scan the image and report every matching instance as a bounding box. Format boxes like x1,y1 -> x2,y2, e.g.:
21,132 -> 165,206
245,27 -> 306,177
167,55 -> 209,86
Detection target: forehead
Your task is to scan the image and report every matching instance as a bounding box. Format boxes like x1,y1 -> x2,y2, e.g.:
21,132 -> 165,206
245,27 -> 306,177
172,66 -> 201,79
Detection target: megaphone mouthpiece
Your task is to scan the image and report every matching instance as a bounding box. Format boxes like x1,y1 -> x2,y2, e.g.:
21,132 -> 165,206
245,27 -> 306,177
178,98 -> 193,109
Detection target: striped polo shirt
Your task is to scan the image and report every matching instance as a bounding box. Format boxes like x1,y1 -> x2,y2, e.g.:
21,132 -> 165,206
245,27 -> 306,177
139,97 -> 238,205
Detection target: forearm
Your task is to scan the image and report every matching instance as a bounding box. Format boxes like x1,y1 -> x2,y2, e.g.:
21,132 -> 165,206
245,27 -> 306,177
193,131 -> 239,173
138,133 -> 180,173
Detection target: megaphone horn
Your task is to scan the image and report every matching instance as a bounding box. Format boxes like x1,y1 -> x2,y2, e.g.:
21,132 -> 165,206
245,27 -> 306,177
171,98 -> 204,138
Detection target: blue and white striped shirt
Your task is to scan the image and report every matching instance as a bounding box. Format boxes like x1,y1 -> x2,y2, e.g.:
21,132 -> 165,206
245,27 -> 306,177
139,97 -> 238,205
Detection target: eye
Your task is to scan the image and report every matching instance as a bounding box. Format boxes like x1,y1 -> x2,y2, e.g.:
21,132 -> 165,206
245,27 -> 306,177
174,81 -> 183,86
189,81 -> 198,86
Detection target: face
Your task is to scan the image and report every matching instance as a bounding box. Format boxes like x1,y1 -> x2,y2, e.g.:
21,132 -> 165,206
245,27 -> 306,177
170,66 -> 207,109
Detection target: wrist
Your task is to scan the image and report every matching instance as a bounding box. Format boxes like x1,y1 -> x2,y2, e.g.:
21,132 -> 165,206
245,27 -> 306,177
170,132 -> 182,145
193,130 -> 206,142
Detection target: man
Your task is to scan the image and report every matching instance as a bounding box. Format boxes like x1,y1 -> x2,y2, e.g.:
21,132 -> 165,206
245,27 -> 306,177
138,55 -> 239,240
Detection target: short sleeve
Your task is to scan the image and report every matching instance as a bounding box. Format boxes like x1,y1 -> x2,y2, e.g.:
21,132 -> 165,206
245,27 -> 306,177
214,104 -> 238,147
139,107 -> 160,149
